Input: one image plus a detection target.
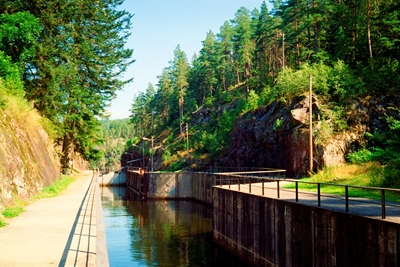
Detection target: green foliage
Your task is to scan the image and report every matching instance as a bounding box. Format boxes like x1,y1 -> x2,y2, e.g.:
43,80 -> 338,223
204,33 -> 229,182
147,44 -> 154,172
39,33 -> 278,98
122,0 -> 400,171
35,175 -> 76,198
347,149 -> 374,164
170,159 -> 186,172
273,118 -> 283,132
2,206 -> 24,218
0,12 -> 40,64
258,86 -> 275,106
0,1 -> 134,171
381,159 -> 400,188
347,110 -> 400,188
329,60 -> 365,99
245,90 -> 259,112
92,119 -> 137,170
0,51 -> 24,95
275,61 -> 364,102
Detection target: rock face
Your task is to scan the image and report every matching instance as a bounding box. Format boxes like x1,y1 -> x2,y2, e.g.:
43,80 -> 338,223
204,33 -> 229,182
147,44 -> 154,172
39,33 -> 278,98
0,110 -> 60,209
215,93 -> 400,177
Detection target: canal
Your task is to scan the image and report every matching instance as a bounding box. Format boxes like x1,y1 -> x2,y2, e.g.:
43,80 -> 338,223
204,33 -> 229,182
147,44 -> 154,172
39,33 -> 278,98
101,186 -> 251,267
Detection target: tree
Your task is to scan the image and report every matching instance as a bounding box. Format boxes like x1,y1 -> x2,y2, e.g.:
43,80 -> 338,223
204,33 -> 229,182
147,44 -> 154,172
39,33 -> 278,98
253,1 -> 273,86
0,12 -> 40,66
2,0 -> 134,172
216,21 -> 234,91
231,7 -> 255,95
198,31 -> 218,100
170,45 -> 189,134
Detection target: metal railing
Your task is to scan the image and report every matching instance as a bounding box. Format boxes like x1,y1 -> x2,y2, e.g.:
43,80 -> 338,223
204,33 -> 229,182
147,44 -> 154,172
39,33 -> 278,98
214,172 -> 400,220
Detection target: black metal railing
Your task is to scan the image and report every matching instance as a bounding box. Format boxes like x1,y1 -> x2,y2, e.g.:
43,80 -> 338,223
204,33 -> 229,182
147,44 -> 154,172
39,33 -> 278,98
214,172 -> 400,220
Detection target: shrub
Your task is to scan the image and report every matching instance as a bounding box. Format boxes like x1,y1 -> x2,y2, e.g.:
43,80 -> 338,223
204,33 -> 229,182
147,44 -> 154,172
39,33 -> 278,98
346,149 -> 374,164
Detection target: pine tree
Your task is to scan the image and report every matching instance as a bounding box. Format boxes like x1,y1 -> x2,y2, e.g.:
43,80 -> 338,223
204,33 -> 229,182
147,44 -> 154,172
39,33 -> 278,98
171,45 -> 189,134
231,7 -> 255,95
216,21 -> 234,91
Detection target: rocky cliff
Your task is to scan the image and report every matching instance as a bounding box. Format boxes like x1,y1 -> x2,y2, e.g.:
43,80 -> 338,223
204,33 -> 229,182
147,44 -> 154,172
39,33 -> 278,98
215,93 -> 400,177
0,101 -> 60,209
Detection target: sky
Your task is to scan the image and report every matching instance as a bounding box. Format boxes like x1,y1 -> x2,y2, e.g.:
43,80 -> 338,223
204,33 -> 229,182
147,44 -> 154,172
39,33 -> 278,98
107,0 -> 270,119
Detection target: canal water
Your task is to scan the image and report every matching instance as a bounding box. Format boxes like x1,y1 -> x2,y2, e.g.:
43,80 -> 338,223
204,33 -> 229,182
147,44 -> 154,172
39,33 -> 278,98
101,186 -> 251,267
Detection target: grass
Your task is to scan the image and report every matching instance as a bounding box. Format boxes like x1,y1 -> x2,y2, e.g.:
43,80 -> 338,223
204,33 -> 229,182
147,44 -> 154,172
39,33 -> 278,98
284,163 -> 400,202
0,175 -> 76,227
33,175 -> 76,199
2,206 -> 25,218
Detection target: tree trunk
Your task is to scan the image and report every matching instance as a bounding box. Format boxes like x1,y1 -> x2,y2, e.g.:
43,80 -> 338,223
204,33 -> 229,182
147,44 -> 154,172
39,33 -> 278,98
61,132 -> 74,174
367,0 -> 373,70
313,2 -> 319,57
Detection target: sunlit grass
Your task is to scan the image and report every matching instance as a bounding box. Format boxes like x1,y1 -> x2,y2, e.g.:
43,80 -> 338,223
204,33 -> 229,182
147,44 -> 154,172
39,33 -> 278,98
2,206 -> 25,218
33,175 -> 76,199
285,163 -> 400,202
0,175 -> 76,228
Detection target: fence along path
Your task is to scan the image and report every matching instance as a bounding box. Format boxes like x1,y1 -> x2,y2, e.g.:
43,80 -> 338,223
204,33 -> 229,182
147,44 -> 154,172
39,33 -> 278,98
214,172 -> 400,223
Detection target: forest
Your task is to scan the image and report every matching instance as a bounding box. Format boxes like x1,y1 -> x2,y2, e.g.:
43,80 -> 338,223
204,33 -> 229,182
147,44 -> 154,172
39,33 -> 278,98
0,1 -> 399,186
127,0 -> 400,186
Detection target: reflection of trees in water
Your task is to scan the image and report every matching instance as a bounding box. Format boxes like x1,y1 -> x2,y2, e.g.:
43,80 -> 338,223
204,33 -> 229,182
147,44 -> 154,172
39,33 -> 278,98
102,188 -> 251,266
126,191 -> 213,266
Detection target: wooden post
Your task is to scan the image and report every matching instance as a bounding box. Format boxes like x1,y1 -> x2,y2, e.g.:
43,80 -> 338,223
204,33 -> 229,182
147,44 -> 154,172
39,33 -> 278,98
309,74 -> 313,174
282,32 -> 285,73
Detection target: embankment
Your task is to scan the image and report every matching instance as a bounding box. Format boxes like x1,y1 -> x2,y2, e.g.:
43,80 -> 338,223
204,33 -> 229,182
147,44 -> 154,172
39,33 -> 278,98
0,99 -> 60,210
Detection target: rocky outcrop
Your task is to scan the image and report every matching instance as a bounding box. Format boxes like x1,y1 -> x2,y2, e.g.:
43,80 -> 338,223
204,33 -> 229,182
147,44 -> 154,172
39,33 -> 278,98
214,93 -> 400,177
0,108 -> 60,209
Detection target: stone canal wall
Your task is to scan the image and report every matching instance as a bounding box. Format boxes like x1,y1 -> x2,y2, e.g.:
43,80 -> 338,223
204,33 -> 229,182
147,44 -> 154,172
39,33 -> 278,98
213,187 -> 400,267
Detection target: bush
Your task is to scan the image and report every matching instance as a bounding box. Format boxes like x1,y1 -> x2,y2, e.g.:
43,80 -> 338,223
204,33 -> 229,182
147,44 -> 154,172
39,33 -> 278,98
347,149 -> 374,164
382,159 -> 400,188
274,61 -> 364,102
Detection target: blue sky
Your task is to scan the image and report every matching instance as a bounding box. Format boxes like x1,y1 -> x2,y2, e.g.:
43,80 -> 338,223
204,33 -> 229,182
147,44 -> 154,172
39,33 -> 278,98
107,0 -> 270,119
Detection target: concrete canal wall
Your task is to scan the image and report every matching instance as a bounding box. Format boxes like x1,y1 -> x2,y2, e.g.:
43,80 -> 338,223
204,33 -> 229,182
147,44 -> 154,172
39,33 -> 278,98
99,171 -> 126,186
126,170 -> 214,204
213,187 -> 400,267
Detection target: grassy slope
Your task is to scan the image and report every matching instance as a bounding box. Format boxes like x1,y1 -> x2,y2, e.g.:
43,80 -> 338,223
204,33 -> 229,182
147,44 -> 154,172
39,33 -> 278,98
284,163 -> 400,202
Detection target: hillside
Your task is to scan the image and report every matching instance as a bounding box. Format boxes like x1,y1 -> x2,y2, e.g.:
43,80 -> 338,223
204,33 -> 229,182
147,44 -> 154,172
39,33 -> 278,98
0,95 -> 60,210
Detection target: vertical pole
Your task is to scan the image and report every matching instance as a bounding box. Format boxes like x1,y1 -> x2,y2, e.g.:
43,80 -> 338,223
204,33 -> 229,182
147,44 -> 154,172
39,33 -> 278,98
186,123 -> 189,156
277,180 -> 280,199
249,177 -> 251,194
295,181 -> 298,202
151,136 -> 154,172
309,74 -> 313,174
381,189 -> 386,219
262,179 -> 264,196
317,183 -> 321,206
282,32 -> 285,73
345,186 -> 349,212
142,140 -> 145,169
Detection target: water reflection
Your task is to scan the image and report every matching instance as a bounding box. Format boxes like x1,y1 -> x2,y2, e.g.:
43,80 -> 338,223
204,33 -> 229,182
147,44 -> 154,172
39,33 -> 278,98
101,186 -> 251,267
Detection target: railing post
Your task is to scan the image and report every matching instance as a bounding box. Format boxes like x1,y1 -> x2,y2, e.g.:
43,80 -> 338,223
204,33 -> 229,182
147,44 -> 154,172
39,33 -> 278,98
228,175 -> 231,189
345,186 -> 349,212
277,180 -> 280,199
381,189 -> 386,219
220,174 -> 222,187
249,177 -> 251,193
317,183 -> 321,206
238,177 -> 240,191
262,179 -> 264,196
295,181 -> 298,202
